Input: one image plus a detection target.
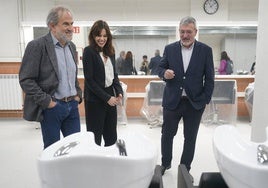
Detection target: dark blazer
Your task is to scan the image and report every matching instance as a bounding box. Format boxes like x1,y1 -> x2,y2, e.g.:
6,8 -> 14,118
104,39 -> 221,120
19,33 -> 82,122
158,40 -> 214,110
121,58 -> 134,75
82,46 -> 123,102
149,55 -> 162,75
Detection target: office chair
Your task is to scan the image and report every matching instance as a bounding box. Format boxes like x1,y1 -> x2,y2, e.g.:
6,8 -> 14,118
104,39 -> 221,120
140,80 -> 165,128
202,80 -> 237,125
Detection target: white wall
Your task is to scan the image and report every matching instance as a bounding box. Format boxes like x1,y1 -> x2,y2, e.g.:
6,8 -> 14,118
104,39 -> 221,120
1,1 -> 21,61
199,34 -> 223,68
0,0 -> 259,62
224,36 -> 257,73
20,0 -> 258,23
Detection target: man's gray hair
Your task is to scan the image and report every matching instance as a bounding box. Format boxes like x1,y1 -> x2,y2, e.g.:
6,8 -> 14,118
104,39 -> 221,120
179,16 -> 197,29
120,51 -> 125,57
46,6 -> 72,28
155,49 -> 160,56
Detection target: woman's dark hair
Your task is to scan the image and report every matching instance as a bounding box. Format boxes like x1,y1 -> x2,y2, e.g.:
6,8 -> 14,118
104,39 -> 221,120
88,20 -> 114,56
125,51 -> 133,59
221,51 -> 230,61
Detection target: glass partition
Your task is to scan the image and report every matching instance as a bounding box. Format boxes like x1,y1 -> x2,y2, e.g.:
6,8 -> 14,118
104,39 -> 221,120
32,24 -> 257,75
199,26 -> 257,75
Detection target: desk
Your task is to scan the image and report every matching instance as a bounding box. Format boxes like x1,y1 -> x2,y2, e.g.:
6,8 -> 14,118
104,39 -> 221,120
77,75 -> 254,118
0,73 -> 254,118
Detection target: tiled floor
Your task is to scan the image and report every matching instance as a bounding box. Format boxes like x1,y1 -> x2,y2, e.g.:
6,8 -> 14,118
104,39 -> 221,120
0,117 -> 251,188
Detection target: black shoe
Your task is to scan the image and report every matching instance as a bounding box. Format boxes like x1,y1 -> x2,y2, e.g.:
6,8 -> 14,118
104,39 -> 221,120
160,164 -> 171,175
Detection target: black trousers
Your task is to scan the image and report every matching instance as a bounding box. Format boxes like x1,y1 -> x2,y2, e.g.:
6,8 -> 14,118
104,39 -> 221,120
84,87 -> 117,146
161,98 -> 205,171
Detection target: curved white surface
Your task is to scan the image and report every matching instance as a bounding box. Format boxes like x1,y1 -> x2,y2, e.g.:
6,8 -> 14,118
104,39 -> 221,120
213,125 -> 268,188
38,131 -> 158,188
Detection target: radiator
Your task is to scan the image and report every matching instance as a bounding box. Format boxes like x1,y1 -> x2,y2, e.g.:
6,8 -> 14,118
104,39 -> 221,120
0,74 -> 23,110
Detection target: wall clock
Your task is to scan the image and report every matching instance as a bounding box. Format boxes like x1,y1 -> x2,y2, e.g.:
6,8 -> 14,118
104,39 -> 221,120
203,0 -> 219,15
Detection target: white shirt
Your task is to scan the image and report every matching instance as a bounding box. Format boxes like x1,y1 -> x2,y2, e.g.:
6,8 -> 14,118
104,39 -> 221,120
181,42 -> 194,96
100,52 -> 114,87
51,33 -> 77,99
181,42 -> 194,72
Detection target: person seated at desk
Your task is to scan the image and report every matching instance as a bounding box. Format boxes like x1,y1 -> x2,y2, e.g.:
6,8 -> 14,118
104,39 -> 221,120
140,55 -> 149,75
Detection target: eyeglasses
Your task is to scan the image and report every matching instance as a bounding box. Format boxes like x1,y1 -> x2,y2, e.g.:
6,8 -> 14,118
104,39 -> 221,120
179,30 -> 196,35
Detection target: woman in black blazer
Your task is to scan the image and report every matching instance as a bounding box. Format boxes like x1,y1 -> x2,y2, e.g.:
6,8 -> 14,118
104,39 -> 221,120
121,51 -> 135,75
82,20 -> 123,146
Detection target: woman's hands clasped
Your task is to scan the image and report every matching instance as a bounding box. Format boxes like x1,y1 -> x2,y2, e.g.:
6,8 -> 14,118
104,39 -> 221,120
107,94 -> 123,106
